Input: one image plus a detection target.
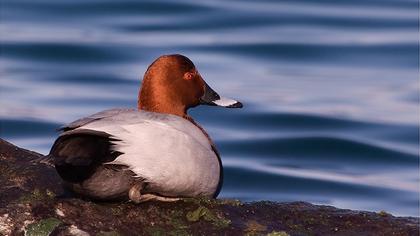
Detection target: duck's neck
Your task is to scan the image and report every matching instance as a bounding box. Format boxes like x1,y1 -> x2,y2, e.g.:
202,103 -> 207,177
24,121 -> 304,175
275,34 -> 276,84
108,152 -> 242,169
138,90 -> 187,117
138,101 -> 186,117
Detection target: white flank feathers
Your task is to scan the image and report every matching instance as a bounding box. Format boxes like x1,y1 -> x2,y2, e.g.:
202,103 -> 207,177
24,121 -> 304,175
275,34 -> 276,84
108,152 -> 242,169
76,109 -> 220,197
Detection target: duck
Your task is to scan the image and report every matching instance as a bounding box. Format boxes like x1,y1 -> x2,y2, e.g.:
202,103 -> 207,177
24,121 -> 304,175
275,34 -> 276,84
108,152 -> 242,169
49,54 -> 242,203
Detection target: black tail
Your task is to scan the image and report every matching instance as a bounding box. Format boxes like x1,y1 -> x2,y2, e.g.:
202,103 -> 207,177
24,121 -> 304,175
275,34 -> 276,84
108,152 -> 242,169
49,129 -> 122,183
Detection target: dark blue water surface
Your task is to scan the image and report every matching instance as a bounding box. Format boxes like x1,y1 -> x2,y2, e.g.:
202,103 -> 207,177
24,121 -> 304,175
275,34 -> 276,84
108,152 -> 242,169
1,0 -> 419,216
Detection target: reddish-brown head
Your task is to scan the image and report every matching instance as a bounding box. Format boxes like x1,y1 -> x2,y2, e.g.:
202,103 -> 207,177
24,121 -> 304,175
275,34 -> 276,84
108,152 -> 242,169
138,54 -> 242,117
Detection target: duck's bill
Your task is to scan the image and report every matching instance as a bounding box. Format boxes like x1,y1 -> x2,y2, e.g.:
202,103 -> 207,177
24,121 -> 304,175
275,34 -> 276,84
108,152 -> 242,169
200,82 -> 243,108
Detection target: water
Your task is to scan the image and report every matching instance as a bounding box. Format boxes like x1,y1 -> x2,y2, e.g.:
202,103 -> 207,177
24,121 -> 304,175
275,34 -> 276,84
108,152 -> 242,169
0,0 -> 419,217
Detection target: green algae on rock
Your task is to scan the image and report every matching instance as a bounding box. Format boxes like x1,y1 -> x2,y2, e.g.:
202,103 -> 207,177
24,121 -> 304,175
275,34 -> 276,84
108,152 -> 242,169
266,231 -> 290,236
25,218 -> 61,236
186,206 -> 231,228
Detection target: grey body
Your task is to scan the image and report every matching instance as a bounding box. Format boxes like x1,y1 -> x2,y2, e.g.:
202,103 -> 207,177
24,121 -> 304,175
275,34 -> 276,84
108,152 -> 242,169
50,108 -> 221,200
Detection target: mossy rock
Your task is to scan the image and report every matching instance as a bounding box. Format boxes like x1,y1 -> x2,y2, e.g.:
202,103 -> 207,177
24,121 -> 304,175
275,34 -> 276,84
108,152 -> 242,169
25,218 -> 61,236
266,231 -> 290,236
186,206 -> 231,228
0,138 -> 419,236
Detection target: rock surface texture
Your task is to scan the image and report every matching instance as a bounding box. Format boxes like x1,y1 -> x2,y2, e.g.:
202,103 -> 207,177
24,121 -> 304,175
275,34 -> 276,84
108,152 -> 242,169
0,138 -> 418,236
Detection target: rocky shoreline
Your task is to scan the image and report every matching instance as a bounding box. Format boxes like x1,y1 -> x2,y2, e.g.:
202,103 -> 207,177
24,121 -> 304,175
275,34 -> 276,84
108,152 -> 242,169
0,138 -> 418,236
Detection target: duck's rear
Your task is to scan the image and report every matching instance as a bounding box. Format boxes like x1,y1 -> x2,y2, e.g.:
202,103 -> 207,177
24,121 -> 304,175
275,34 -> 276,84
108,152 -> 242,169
50,128 -> 135,200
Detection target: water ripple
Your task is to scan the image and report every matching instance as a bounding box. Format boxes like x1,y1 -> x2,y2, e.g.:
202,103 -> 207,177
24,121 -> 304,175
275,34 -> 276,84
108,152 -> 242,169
1,42 -> 140,64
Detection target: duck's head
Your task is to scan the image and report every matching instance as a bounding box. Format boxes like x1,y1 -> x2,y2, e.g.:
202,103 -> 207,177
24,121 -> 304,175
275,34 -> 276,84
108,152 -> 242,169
138,54 -> 242,117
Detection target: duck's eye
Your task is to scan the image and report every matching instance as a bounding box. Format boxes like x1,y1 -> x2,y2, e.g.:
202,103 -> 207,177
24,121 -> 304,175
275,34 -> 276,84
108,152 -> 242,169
183,72 -> 195,81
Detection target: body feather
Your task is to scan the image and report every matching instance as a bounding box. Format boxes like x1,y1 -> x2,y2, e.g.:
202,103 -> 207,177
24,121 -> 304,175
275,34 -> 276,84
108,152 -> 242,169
53,109 -> 221,198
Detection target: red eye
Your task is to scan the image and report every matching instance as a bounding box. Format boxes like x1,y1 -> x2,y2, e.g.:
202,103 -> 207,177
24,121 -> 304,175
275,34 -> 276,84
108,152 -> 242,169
184,72 -> 194,81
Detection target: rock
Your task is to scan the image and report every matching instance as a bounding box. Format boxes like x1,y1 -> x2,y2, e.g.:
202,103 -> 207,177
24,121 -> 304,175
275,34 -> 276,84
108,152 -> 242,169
0,138 -> 418,236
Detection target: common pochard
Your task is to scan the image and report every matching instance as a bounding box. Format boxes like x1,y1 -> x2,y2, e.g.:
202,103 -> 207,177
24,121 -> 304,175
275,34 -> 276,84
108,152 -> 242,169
49,54 -> 242,202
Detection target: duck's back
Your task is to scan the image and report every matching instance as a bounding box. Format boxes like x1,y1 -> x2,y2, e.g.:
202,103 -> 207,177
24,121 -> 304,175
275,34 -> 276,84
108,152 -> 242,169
50,108 -> 220,198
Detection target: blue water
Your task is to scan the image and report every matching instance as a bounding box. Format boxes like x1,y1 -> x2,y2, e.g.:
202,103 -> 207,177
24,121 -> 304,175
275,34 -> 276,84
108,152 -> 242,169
0,0 -> 419,216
